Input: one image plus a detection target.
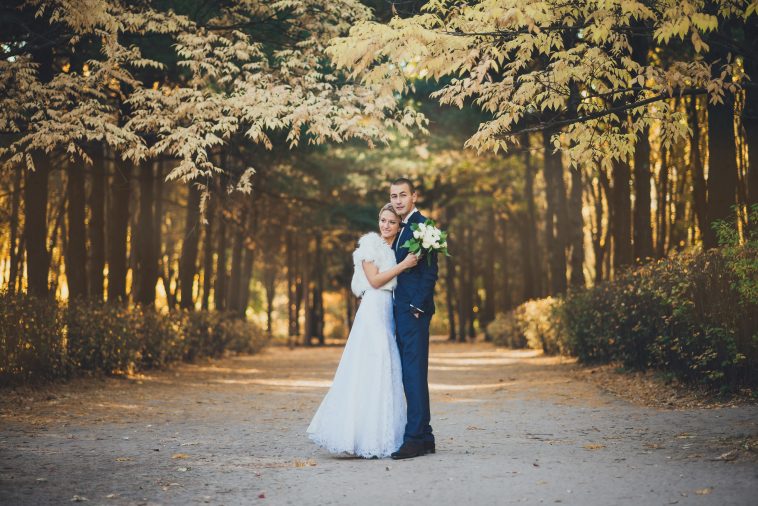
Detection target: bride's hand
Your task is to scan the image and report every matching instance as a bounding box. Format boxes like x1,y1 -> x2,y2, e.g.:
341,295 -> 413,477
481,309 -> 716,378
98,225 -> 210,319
400,252 -> 419,269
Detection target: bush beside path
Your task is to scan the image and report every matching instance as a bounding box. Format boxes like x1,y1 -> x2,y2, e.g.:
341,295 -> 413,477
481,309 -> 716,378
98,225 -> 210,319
1,340 -> 756,505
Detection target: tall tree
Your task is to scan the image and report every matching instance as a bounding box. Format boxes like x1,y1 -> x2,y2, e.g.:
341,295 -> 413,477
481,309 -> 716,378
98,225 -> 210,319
703,26 -> 739,249
612,156 -> 633,270
88,144 -> 106,301
568,165 -> 585,288
65,158 -> 87,298
543,128 -> 568,294
107,160 -> 132,303
134,160 -> 157,306
179,182 -> 201,310
24,153 -> 51,297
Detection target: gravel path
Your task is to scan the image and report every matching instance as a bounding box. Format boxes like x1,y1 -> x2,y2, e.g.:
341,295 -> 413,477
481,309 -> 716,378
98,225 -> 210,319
1,339 -> 756,505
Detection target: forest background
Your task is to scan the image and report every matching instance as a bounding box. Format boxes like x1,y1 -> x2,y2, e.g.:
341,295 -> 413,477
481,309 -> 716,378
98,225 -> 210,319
0,0 -> 756,391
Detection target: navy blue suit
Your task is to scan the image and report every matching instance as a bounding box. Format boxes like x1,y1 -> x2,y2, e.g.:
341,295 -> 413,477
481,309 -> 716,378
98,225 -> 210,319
392,210 -> 438,445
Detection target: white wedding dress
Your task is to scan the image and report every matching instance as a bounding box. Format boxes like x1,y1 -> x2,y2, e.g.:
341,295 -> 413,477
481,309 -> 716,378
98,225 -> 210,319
307,232 -> 406,458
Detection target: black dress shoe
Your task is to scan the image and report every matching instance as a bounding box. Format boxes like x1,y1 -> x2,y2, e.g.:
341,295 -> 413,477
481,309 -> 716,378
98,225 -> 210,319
391,441 -> 425,460
424,441 -> 436,454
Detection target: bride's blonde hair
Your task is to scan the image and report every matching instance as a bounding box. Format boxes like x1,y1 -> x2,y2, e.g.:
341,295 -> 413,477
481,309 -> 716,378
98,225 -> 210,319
379,203 -> 401,219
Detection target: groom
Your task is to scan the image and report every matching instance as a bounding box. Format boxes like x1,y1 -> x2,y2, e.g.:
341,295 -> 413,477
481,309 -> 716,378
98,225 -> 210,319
389,178 -> 438,460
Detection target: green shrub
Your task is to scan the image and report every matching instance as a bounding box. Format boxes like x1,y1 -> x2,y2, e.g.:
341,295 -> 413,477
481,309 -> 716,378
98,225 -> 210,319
220,316 -> 269,354
66,299 -> 139,374
135,307 -> 185,369
487,297 -> 566,355
179,310 -> 227,361
561,245 -> 757,388
0,291 -> 67,383
1,295 -> 269,385
486,312 -> 525,348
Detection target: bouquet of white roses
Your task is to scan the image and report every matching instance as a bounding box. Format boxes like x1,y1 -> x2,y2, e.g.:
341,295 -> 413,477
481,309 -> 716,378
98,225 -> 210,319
400,219 -> 450,265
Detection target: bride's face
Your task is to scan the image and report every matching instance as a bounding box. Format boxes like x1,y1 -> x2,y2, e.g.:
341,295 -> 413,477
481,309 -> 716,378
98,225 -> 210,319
378,210 -> 400,240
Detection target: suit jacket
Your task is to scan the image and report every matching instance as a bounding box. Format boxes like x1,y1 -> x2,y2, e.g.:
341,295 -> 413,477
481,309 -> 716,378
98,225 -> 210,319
393,210 -> 439,315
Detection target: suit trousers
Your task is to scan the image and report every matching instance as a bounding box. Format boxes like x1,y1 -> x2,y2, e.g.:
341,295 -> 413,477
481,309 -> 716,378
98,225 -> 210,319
394,307 -> 434,444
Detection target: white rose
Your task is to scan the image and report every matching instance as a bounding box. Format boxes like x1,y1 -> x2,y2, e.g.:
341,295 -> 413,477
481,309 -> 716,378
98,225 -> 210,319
422,238 -> 433,249
413,229 -> 422,239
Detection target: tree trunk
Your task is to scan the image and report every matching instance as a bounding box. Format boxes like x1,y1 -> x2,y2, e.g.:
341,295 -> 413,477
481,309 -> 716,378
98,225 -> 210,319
66,158 -> 88,299
227,213 -> 246,313
456,220 -> 469,343
481,208 -> 496,329
264,267 -> 276,336
239,245 -> 255,318
704,96 -> 738,248
590,171 -> 606,283
302,238 -> 312,346
568,166 -> 585,288
25,153 -> 51,297
743,16 -> 758,230
108,159 -> 132,303
214,203 -> 228,312
287,230 -> 299,342
179,183 -> 201,309
542,128 -> 568,294
444,208 -> 457,342
688,95 -> 708,240
498,215 -> 512,312
155,161 -> 173,308
633,127 -> 654,261
656,145 -> 670,257
213,221 -> 228,311
294,236 -> 303,338
8,165 -> 23,294
135,159 -> 157,307
703,28 -> 739,248
88,144 -> 105,301
612,155 -> 633,271
599,168 -> 613,281
631,27 -> 655,262
521,134 -> 542,299
201,194 -> 215,311
49,192 -> 67,297
671,150 -> 689,251
313,232 -> 325,345
466,225 -> 477,340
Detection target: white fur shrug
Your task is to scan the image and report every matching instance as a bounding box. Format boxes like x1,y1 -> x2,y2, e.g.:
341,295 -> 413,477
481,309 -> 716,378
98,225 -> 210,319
350,232 -> 397,297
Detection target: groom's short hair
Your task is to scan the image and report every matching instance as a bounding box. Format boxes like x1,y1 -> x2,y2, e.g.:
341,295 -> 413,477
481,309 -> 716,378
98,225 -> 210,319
390,177 -> 415,194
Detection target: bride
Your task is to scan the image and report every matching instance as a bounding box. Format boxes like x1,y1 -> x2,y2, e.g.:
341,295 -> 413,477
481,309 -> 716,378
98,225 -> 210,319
307,203 -> 419,458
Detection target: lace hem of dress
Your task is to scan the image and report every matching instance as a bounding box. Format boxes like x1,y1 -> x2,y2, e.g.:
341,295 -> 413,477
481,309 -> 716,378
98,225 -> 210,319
307,432 -> 398,459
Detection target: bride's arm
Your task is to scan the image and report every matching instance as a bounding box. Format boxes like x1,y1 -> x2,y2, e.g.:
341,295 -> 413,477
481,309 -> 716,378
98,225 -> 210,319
363,255 -> 418,289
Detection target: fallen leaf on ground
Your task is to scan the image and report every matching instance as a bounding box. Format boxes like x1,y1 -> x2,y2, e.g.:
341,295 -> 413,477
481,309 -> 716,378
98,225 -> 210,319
171,453 -> 189,459
292,458 -> 316,467
695,487 -> 713,495
583,443 -> 606,450
712,450 -> 738,461
466,425 -> 485,430
70,495 -> 88,502
115,457 -> 132,462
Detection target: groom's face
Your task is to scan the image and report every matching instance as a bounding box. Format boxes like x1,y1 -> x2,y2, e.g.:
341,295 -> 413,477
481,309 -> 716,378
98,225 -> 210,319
390,183 -> 417,218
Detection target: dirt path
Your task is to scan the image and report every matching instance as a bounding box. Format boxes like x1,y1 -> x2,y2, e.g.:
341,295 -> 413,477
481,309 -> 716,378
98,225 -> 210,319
1,339 -> 756,505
